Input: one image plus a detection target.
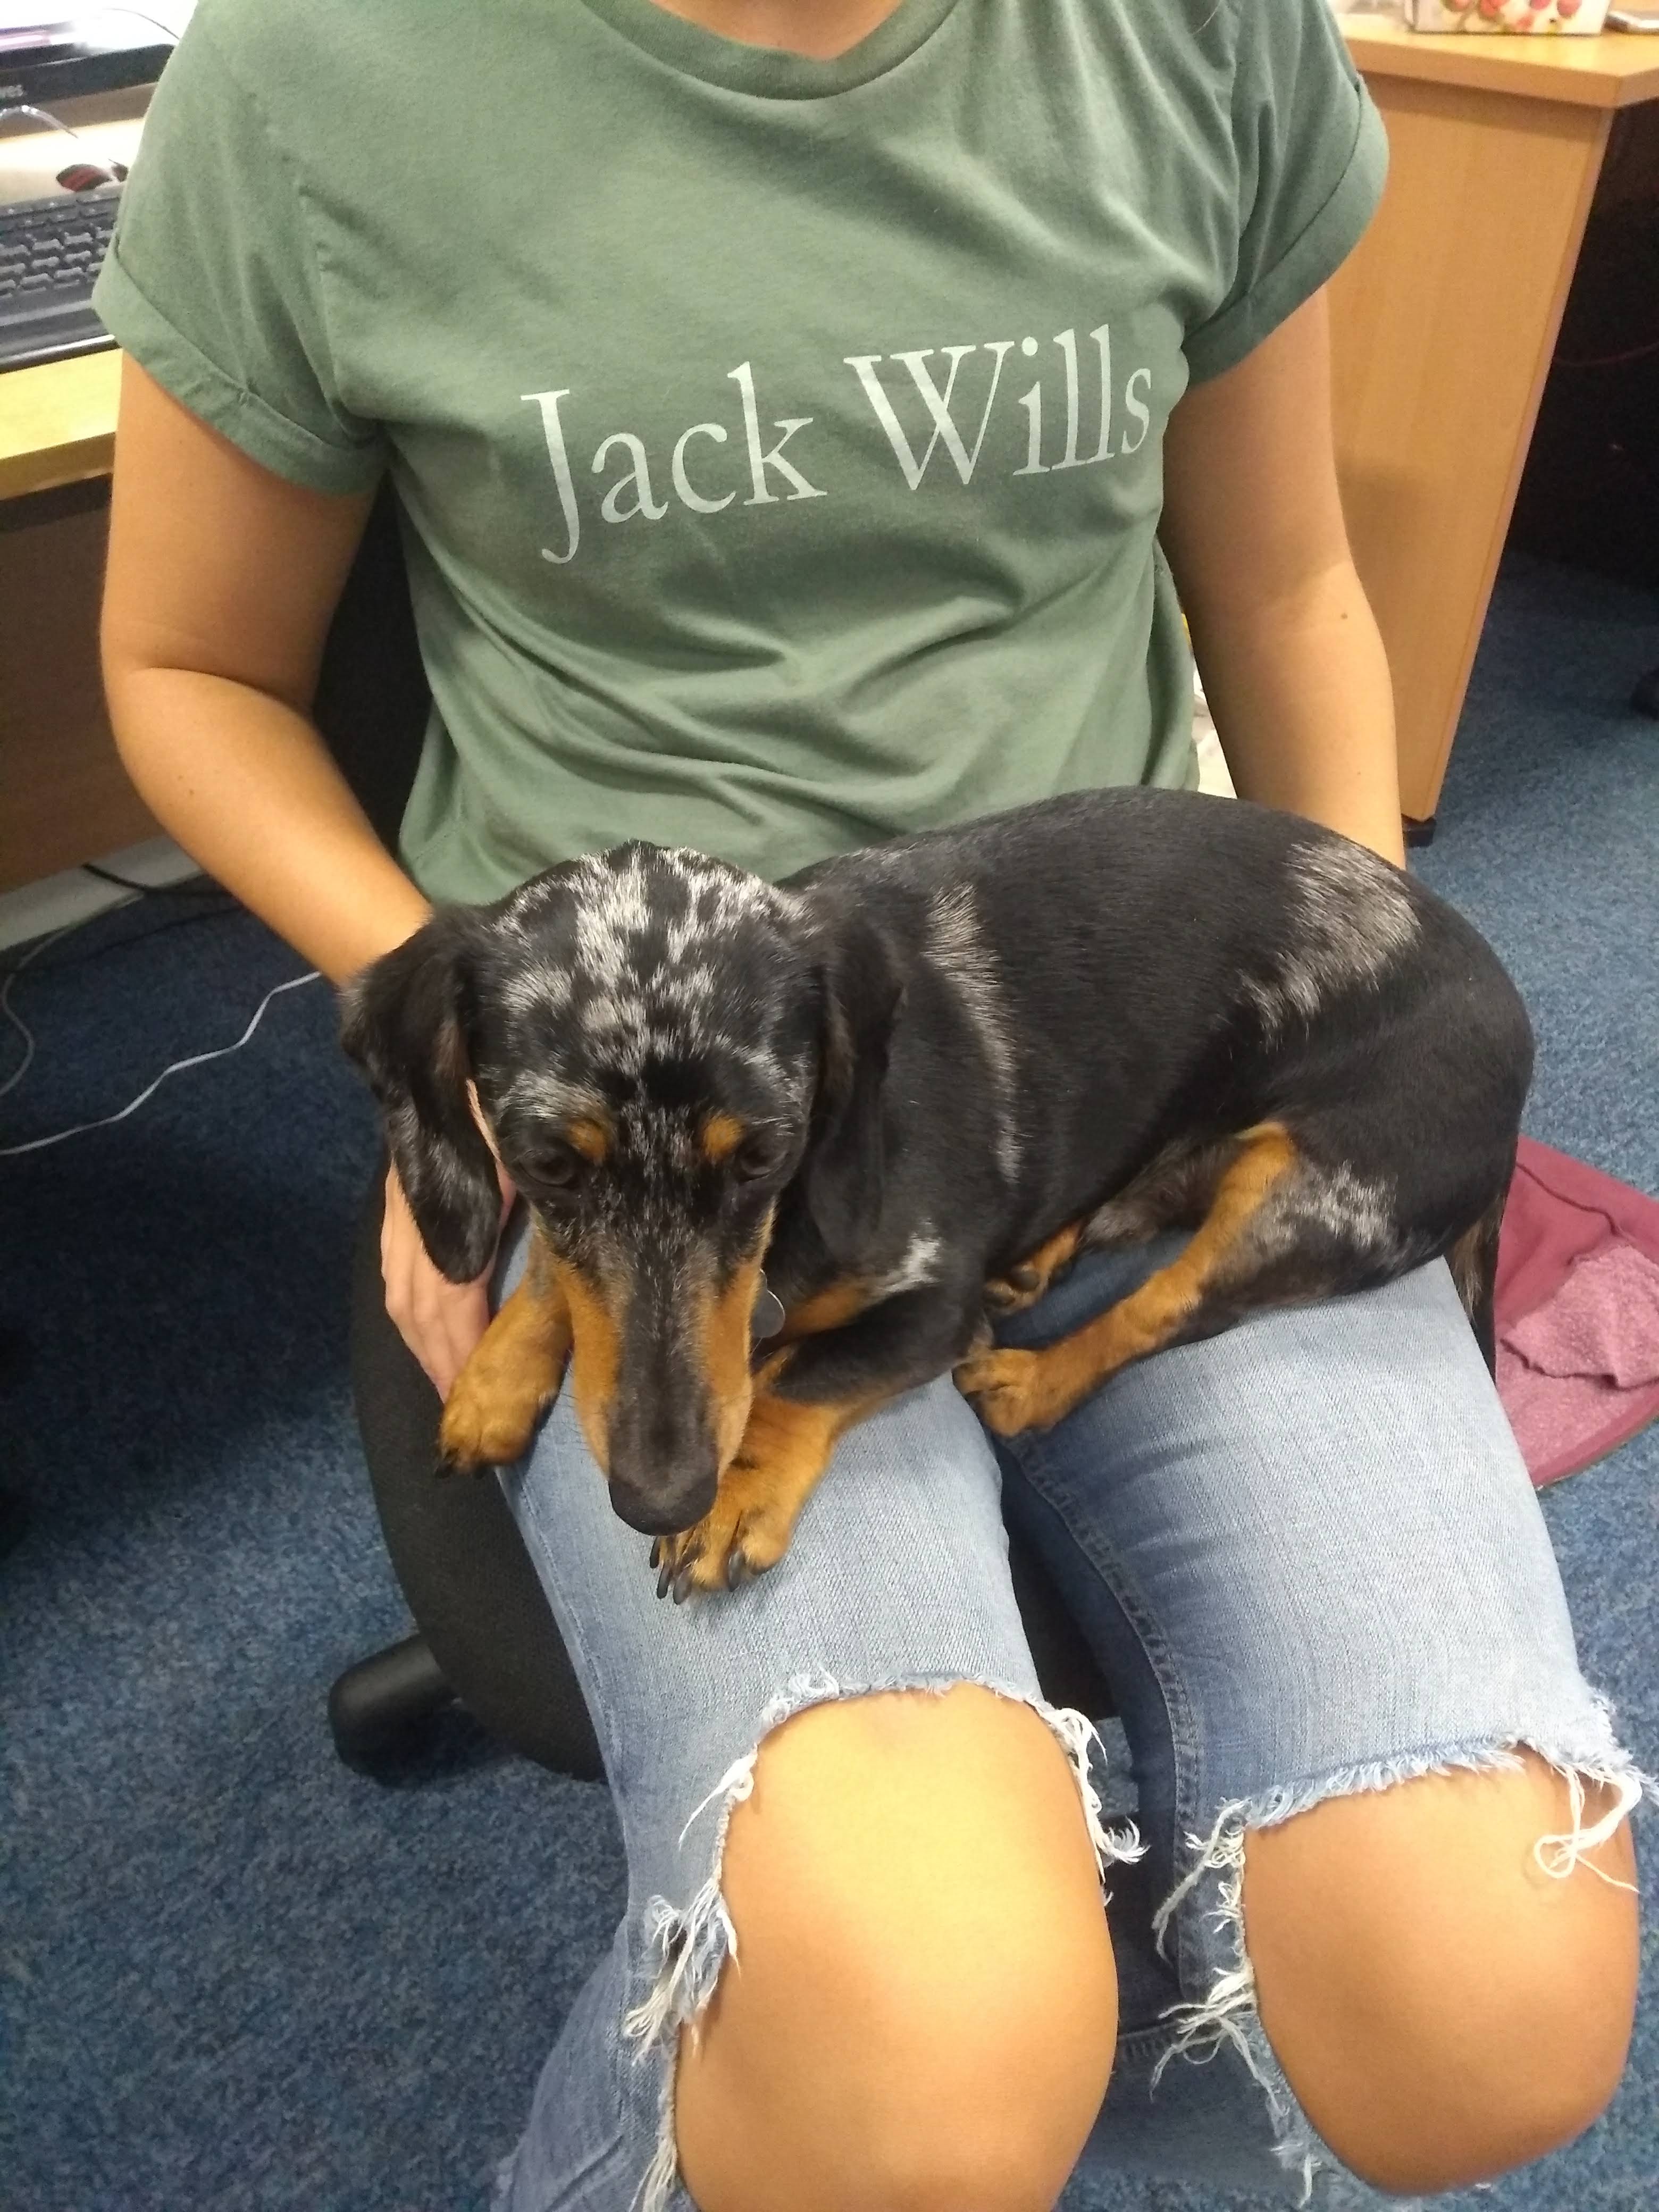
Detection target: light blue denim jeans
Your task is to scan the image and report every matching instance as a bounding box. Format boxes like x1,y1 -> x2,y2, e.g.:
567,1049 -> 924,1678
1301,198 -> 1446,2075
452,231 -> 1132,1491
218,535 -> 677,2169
489,1235 -> 1644,2212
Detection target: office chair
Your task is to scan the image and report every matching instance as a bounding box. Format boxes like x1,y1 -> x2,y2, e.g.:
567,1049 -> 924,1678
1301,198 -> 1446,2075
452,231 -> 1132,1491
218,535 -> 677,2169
314,485 -> 1115,1781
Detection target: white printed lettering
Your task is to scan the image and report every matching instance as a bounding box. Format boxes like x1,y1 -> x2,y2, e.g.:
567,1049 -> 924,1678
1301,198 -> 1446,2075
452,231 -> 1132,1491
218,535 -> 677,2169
1012,382 -> 1048,476
522,388 -> 581,565
593,432 -> 669,524
1121,366 -> 1151,455
728,363 -> 826,505
1084,324 -> 1115,464
671,422 -> 734,515
845,343 -> 1014,489
1052,329 -> 1084,470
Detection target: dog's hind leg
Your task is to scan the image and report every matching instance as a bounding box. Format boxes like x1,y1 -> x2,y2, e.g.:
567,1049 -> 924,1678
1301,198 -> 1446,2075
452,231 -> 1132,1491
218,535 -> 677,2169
981,1135 -> 1255,1318
957,1123 -> 1310,1436
438,1227 -> 573,1473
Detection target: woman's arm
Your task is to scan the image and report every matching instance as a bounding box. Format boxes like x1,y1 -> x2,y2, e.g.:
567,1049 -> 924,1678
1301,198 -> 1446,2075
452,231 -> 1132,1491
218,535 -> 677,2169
100,359 -> 432,979
101,361 -> 496,1393
1159,288 -> 1406,868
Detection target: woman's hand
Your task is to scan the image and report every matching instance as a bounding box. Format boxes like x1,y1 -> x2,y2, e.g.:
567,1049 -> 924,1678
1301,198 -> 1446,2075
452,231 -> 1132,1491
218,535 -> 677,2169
381,1159 -> 516,1399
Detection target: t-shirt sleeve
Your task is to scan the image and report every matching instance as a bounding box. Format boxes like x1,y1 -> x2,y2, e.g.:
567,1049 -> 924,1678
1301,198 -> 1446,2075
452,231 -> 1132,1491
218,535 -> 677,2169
90,9 -> 385,492
1183,0 -> 1388,386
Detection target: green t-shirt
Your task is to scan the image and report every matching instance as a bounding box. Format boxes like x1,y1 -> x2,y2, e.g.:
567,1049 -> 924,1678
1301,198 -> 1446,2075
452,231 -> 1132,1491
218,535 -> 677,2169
95,0 -> 1386,902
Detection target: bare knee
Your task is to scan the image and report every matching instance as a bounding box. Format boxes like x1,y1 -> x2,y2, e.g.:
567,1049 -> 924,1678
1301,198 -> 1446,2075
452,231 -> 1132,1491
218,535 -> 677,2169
1243,1753 -> 1640,2193
674,1686 -> 1118,2212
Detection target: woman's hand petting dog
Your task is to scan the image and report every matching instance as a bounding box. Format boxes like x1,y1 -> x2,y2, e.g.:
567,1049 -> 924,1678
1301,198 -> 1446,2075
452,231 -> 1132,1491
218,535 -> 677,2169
382,1157 -> 515,1399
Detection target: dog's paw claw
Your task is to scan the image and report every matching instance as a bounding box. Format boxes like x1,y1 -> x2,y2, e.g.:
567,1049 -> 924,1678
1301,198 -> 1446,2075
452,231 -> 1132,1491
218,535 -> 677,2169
649,1502 -> 786,1597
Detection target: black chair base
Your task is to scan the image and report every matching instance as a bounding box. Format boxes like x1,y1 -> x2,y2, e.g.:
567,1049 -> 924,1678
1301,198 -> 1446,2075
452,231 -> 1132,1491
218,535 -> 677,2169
328,1631 -> 458,1775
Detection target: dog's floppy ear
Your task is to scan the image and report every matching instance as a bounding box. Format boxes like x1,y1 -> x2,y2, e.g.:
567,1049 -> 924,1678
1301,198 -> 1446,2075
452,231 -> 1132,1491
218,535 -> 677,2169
338,912 -> 501,1283
803,907 -> 906,1263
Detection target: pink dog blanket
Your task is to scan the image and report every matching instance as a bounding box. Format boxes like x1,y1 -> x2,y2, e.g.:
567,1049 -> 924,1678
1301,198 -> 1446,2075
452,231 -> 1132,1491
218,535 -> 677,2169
1495,1137 -> 1659,1488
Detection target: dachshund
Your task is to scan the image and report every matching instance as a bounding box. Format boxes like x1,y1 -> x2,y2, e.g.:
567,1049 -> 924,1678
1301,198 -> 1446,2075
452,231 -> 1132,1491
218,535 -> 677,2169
340,788 -> 1533,1600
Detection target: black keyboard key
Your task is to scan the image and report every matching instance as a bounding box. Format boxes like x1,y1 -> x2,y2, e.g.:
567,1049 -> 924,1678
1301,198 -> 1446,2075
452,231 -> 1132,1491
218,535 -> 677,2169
0,188 -> 120,370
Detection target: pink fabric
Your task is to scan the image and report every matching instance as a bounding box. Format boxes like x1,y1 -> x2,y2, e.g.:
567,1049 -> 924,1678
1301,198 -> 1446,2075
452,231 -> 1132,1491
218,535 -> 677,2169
1494,1137 -> 1659,1488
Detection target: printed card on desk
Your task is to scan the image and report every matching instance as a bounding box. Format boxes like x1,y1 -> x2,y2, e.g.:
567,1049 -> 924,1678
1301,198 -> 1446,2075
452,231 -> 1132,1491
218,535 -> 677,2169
1404,0 -> 1613,30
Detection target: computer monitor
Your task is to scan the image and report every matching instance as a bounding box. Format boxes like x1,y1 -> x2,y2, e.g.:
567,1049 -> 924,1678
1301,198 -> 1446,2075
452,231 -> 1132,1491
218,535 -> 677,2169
0,11 -> 182,107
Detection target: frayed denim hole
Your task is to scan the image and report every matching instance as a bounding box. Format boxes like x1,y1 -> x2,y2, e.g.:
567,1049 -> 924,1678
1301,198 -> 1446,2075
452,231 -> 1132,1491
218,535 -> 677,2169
994,1421 -> 1211,1989
618,1670 -> 1146,2212
1147,1733 -> 1651,2209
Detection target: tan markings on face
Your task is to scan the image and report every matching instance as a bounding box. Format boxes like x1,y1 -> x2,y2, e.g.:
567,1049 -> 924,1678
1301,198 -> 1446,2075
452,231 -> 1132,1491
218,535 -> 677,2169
777,1277 -> 870,1343
465,1077 -> 504,1165
699,1111 -> 745,1165
563,1116 -> 611,1166
696,1241 -> 767,1471
551,1255 -> 625,1473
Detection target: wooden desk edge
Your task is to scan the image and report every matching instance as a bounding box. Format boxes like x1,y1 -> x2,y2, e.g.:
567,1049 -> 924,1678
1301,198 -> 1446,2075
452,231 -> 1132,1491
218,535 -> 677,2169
0,351 -> 120,502
1344,18 -> 1659,110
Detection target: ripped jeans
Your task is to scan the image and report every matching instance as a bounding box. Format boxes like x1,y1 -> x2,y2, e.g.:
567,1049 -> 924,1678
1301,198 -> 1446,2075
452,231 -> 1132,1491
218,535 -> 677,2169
489,1236 -> 1644,2212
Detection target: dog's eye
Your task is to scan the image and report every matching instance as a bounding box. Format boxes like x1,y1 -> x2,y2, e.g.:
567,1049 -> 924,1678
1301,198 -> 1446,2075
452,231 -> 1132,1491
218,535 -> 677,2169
524,1143 -> 583,1192
733,1132 -> 787,1182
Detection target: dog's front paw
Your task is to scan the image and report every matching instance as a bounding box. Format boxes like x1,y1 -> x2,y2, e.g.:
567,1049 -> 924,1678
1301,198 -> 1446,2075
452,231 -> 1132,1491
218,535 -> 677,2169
437,1378 -> 552,1476
954,1346 -> 1051,1437
649,1467 -> 795,1603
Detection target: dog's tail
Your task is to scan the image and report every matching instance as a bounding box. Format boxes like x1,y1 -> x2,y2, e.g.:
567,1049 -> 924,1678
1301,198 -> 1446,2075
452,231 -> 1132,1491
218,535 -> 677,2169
1447,1178 -> 1510,1377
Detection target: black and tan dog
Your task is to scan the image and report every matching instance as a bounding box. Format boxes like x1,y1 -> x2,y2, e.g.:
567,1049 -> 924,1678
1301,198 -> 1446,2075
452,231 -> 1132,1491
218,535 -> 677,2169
340,789 -> 1532,1599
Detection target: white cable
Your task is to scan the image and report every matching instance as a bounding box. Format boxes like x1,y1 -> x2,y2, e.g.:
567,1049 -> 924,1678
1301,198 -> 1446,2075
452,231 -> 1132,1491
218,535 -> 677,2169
0,968 -> 322,1159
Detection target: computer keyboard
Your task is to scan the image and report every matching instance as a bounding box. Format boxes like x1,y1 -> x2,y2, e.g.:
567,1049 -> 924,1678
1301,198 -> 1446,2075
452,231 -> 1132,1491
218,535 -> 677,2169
0,188 -> 120,373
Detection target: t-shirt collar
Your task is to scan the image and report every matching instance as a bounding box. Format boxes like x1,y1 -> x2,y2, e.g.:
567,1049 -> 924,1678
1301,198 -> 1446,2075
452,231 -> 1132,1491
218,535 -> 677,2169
574,0 -> 964,97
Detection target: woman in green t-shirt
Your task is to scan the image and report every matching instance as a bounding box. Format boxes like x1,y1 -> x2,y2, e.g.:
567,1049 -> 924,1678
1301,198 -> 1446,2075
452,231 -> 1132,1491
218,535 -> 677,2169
95,3 -> 1640,2208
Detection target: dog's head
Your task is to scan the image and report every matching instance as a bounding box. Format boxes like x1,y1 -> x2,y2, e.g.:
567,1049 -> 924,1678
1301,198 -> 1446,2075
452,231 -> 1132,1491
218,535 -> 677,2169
340,843 -> 901,1535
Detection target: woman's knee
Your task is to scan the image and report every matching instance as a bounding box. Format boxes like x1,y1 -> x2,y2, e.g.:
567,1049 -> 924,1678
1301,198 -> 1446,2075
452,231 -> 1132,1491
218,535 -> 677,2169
1242,1752 -> 1640,2194
674,1684 -> 1118,2212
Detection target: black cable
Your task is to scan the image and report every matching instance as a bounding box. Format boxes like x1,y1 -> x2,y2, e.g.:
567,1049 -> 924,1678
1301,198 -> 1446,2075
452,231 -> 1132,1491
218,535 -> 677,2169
79,860 -> 221,898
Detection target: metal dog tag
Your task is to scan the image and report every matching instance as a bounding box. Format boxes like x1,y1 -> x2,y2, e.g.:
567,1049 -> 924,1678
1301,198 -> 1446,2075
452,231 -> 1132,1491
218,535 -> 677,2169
752,1276 -> 785,1344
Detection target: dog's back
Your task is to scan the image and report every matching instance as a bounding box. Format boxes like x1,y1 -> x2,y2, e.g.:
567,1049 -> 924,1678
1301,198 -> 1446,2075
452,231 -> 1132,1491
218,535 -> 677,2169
792,787 -> 1533,1294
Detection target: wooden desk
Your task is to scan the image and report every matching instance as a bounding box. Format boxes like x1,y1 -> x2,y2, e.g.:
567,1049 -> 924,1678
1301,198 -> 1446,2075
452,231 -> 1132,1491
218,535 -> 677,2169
1334,20 -> 1659,825
3,27 -> 1659,890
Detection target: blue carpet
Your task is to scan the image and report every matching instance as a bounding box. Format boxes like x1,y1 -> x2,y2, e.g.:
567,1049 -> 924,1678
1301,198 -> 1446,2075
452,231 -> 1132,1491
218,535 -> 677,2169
1,554 -> 1655,2211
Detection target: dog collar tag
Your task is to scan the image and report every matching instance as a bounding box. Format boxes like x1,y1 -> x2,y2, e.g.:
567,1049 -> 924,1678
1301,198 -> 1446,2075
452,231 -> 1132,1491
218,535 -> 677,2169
752,1278 -> 785,1344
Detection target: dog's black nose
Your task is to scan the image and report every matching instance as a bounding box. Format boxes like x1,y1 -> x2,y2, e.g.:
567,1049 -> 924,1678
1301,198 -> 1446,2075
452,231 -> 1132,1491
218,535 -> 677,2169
606,1380 -> 722,1535
607,1471 -> 719,1538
